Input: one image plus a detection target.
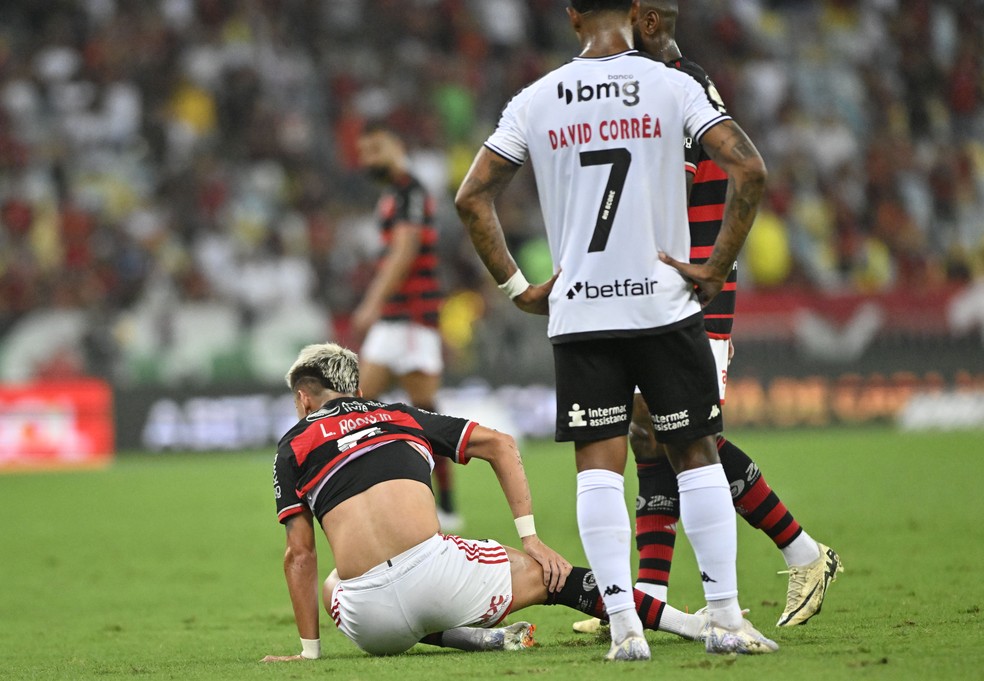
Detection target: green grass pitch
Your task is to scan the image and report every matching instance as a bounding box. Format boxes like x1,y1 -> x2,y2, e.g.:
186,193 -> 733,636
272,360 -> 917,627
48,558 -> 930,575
2,427 -> 983,680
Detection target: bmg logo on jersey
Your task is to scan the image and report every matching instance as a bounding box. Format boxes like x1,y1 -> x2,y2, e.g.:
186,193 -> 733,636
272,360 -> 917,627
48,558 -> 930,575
557,78 -> 640,107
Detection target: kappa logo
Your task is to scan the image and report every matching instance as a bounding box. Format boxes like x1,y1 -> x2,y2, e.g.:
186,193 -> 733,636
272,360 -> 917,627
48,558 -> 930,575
557,78 -> 640,107
569,403 -> 587,427
700,571 -> 717,584
603,584 -> 627,597
708,404 -> 721,420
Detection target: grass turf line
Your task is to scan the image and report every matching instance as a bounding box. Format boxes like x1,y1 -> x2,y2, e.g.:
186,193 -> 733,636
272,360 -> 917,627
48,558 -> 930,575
1,427 -> 982,679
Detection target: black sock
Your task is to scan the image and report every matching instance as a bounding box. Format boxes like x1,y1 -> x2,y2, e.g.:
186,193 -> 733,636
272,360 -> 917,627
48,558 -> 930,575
546,567 -> 666,630
545,567 -> 607,619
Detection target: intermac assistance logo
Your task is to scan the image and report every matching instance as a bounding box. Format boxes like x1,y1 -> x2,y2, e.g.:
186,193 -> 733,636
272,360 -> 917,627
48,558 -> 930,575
568,403 -> 627,428
566,277 -> 659,300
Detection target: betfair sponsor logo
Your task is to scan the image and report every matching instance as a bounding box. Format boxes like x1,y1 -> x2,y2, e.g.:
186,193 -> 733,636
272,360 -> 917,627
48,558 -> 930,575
565,278 -> 659,300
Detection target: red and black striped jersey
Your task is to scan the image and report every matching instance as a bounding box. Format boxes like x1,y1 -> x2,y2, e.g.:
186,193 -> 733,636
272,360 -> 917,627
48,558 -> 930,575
669,56 -> 737,340
376,174 -> 444,328
273,397 -> 475,524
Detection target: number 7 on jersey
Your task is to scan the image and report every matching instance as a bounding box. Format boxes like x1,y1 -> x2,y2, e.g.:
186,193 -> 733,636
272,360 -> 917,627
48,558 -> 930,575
580,147 -> 632,253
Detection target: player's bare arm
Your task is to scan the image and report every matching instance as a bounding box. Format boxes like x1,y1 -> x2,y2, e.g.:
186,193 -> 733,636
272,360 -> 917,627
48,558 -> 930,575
661,120 -> 766,304
351,222 -> 422,340
262,511 -> 319,662
464,424 -> 572,591
455,148 -> 559,316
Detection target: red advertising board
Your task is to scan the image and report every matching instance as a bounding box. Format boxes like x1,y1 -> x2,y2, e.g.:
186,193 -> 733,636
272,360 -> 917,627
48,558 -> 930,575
0,380 -> 114,470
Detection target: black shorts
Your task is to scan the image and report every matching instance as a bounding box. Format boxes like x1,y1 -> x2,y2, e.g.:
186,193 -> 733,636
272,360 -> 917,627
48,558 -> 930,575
553,318 -> 723,444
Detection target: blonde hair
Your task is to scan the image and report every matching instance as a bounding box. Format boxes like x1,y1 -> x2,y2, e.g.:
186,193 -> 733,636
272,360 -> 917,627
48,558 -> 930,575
284,342 -> 360,394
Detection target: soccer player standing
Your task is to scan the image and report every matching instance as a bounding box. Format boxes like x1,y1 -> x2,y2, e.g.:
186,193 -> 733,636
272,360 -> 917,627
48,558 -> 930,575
572,0 -> 843,636
352,123 -> 462,531
455,0 -> 773,661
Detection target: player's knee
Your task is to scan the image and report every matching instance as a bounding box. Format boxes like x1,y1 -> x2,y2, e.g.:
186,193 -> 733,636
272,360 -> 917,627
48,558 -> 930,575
629,421 -> 658,461
506,548 -> 549,608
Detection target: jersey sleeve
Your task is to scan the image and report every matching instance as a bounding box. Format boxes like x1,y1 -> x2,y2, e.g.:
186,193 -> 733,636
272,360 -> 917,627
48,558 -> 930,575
396,183 -> 430,225
484,87 -> 532,166
404,405 -> 477,465
273,447 -> 306,524
680,73 -> 732,145
684,136 -> 700,174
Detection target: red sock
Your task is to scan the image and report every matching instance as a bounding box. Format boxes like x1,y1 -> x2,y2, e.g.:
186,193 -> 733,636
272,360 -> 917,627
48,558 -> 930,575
635,458 -> 679,591
718,437 -> 803,548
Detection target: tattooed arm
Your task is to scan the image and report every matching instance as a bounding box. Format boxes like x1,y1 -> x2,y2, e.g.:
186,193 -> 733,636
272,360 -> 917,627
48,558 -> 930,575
661,119 -> 767,305
455,148 -> 558,315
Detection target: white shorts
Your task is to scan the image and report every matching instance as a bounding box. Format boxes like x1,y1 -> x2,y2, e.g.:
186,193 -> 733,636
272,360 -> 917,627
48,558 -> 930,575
329,533 -> 513,655
709,337 -> 729,403
361,321 -> 443,375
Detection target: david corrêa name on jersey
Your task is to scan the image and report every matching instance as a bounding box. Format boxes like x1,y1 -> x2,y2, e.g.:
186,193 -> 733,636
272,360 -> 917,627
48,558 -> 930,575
548,114 -> 662,150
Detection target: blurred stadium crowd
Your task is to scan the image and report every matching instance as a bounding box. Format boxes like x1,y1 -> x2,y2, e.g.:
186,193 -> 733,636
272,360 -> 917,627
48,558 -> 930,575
0,0 -> 982,385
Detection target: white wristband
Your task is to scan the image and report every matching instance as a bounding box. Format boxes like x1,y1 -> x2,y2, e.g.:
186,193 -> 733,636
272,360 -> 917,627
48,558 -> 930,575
498,270 -> 530,300
514,514 -> 537,538
300,638 -> 321,659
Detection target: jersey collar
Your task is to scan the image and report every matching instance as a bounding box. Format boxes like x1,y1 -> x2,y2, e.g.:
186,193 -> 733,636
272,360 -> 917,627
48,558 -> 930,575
573,49 -> 638,62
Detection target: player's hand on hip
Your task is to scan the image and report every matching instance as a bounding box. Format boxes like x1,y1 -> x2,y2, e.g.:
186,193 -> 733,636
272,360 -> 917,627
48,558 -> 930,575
512,271 -> 560,316
522,535 -> 572,592
658,252 -> 725,307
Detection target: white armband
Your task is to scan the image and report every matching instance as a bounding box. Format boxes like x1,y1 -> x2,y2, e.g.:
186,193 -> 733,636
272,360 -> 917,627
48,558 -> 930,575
498,270 -> 530,300
300,638 -> 321,659
514,514 -> 537,538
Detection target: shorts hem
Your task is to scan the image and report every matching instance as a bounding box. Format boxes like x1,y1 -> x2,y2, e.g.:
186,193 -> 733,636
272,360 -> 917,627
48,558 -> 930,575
652,420 -> 723,445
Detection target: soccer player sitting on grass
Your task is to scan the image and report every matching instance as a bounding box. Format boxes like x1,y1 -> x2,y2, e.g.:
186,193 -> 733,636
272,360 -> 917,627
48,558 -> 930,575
262,343 -> 776,661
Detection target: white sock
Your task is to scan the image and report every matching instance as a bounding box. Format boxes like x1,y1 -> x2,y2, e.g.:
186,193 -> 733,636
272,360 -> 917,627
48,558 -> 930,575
576,469 -> 642,642
658,604 -> 703,640
634,581 -> 667,602
707,596 -> 742,630
677,464 -> 740,614
781,530 -> 821,567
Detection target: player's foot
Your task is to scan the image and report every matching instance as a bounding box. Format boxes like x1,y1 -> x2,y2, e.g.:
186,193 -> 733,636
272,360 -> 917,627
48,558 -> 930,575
704,618 -> 779,655
481,622 -> 536,651
776,543 -> 844,627
603,634 -> 650,661
501,622 -> 536,651
691,607 -> 713,642
436,508 -> 465,533
572,617 -> 608,634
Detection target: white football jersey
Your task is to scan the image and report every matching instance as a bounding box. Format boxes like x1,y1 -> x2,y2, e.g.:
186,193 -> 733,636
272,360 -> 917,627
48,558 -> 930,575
485,50 -> 730,341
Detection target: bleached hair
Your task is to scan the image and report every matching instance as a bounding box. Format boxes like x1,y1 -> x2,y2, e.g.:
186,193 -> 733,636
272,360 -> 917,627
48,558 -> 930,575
284,342 -> 360,394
